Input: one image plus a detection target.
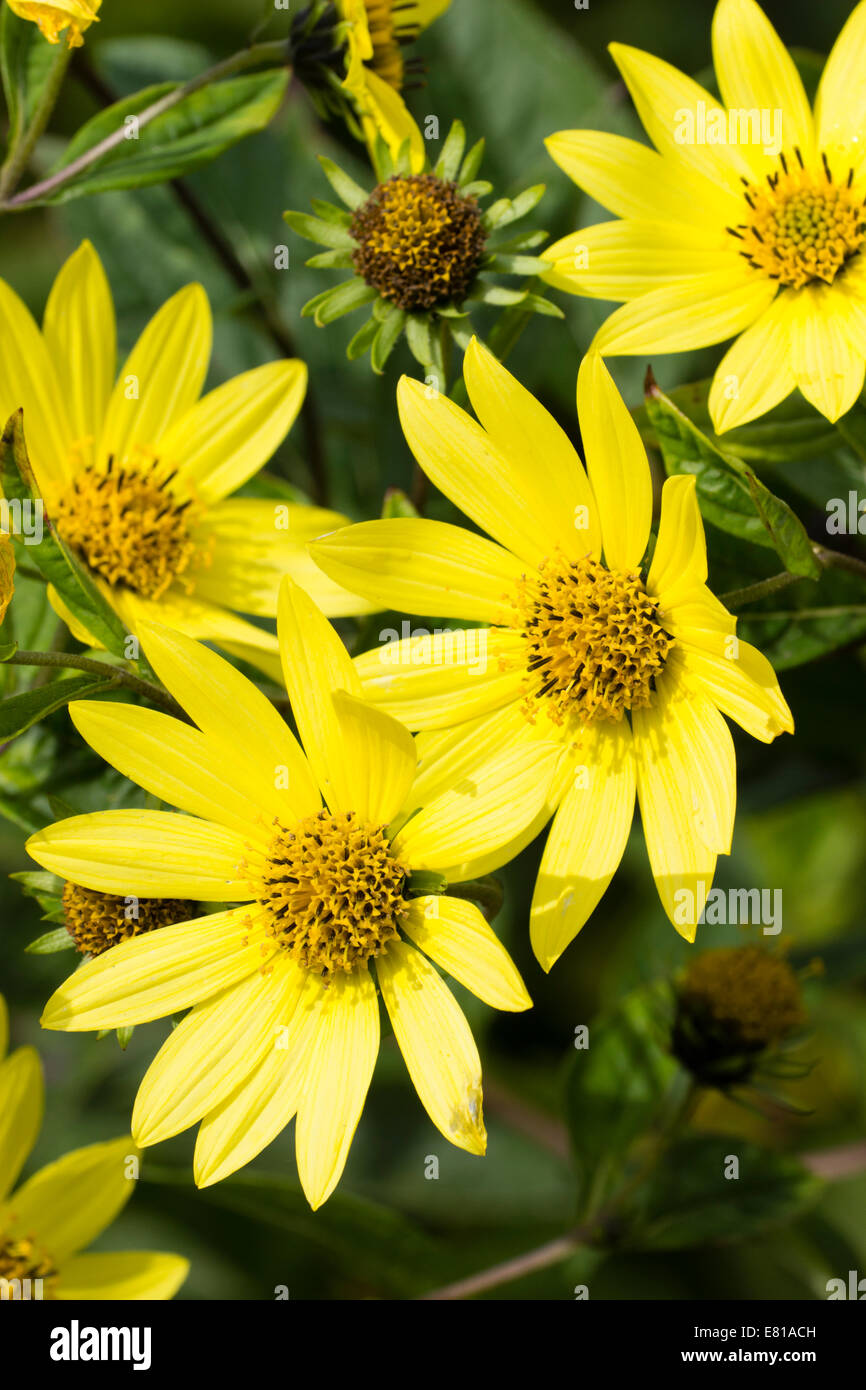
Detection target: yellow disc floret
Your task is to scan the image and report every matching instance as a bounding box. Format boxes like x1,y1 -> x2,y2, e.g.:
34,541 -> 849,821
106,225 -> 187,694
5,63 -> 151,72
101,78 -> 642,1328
351,174 -> 486,310
0,1234 -> 59,1298
732,152 -> 866,290
517,553 -> 672,726
259,809 -> 409,976
63,882 -> 195,958
55,459 -> 197,600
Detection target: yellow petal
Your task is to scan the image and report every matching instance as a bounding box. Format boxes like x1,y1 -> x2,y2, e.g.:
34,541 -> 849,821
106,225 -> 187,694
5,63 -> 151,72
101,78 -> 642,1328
0,531 -> 14,625
543,221 -> 735,300
712,0 -> 814,174
6,1136 -> 136,1263
709,291 -> 799,432
398,372 -> 568,568
593,271 -> 777,356
41,907 -> 270,1032
331,689 -> 417,824
164,360 -> 307,505
190,499 -> 373,618
194,971 -> 327,1188
409,699 -> 544,809
672,634 -> 793,742
70,701 -> 267,844
99,284 -> 211,466
647,473 -> 708,599
0,277 -> 73,499
350,65 -> 426,173
404,896 -> 530,1011
295,967 -> 380,1209
27,809 -> 254,901
393,740 -> 563,882
311,517 -> 524,625
633,676 -> 734,939
137,621 -> 321,824
377,940 -> 486,1155
789,285 -> 866,422
0,1046 -> 43,1202
116,586 -> 286,684
277,576 -> 367,810
43,241 -> 116,471
133,955 -> 306,1147
0,994 -> 7,1059
462,337 -> 601,560
354,627 -> 526,731
59,1251 -> 189,1301
530,719 -> 636,972
609,41 -> 752,194
815,0 -> 866,175
576,352 -> 652,572
544,129 -> 737,226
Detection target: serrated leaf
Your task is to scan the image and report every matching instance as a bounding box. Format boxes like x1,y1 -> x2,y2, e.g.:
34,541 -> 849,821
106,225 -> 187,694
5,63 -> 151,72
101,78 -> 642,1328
1,411 -> 131,655
644,381 -> 822,580
42,71 -> 289,203
0,673 -> 118,740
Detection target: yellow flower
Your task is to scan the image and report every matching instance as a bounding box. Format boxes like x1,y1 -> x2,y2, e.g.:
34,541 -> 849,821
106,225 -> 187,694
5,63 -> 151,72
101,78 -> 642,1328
5,0 -> 100,48
0,528 -> 13,623
28,578 -> 551,1209
0,240 -> 371,681
543,0 -> 866,431
311,340 -> 794,969
0,994 -> 187,1300
338,0 -> 450,171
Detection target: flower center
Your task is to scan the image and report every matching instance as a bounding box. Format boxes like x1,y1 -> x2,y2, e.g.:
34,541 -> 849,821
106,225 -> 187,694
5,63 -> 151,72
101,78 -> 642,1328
517,554 -> 672,726
63,882 -> 194,957
731,152 -> 866,290
258,809 -> 409,976
0,1235 -> 58,1299
55,460 -> 197,599
350,174 -> 486,311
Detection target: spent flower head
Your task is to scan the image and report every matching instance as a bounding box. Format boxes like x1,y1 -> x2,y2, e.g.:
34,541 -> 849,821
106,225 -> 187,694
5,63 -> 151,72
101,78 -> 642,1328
285,120 -> 559,375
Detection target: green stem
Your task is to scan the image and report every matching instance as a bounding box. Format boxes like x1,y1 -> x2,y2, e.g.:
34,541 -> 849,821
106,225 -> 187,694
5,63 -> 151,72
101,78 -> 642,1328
719,571 -> 803,609
0,38 -> 290,211
5,650 -> 185,719
0,42 -> 72,201
720,541 -> 866,609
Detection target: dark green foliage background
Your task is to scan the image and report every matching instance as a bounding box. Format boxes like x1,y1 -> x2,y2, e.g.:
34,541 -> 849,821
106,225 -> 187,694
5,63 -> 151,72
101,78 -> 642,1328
1,0 -> 864,1299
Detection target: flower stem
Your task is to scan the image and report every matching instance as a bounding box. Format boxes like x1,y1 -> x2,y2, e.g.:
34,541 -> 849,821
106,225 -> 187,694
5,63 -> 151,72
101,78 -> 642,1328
4,650 -> 185,719
720,541 -> 866,610
0,42 -> 72,201
0,39 -> 290,211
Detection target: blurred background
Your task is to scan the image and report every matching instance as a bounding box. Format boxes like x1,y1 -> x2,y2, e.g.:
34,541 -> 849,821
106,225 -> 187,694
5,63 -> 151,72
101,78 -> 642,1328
1,0 -> 865,1299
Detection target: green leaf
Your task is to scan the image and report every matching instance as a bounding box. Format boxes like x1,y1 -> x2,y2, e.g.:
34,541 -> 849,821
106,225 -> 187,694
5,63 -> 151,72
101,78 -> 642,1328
25,927 -> 74,955
433,120 -> 466,181
284,208 -> 355,248
482,184 -> 545,230
0,6 -> 58,155
635,377 -> 841,465
381,488 -> 419,520
43,71 -> 289,202
1,411 -> 130,656
457,137 -> 485,187
370,308 -> 406,374
565,983 -> 681,1215
309,197 -> 353,227
302,278 -> 378,326
0,673 -> 119,740
345,315 -> 379,362
632,1137 -> 821,1250
317,155 -> 368,210
644,380 -> 822,580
